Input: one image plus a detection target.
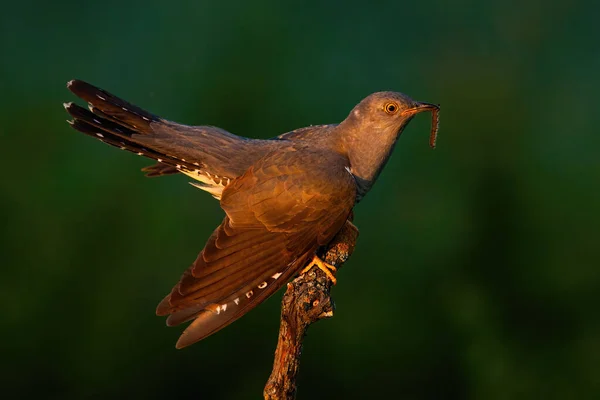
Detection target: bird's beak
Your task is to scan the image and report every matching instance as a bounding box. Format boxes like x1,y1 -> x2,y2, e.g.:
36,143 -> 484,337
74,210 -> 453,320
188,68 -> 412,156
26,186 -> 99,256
402,101 -> 441,149
402,102 -> 439,116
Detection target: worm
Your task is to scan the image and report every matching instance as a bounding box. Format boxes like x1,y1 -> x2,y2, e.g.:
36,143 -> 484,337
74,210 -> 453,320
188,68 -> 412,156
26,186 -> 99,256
429,107 -> 440,149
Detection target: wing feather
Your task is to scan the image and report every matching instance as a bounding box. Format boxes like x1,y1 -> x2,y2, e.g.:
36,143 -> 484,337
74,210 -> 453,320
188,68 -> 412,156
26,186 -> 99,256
157,147 -> 356,346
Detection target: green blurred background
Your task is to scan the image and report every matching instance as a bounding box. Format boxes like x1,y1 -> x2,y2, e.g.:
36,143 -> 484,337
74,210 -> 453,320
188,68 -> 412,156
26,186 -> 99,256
1,0 -> 598,399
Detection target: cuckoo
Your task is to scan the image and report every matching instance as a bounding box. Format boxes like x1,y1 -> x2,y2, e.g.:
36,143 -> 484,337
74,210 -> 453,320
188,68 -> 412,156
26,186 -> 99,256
63,80 -> 439,348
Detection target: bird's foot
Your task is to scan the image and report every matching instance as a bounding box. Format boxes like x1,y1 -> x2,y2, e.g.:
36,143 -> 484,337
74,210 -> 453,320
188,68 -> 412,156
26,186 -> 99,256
301,255 -> 337,285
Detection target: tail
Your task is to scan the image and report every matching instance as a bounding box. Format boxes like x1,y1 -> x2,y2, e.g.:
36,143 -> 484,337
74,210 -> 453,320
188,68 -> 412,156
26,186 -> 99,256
64,80 -> 203,174
64,80 -> 272,196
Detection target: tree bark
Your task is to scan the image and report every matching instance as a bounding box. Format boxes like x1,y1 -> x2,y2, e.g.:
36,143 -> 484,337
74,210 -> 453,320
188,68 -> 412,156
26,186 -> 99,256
263,221 -> 359,400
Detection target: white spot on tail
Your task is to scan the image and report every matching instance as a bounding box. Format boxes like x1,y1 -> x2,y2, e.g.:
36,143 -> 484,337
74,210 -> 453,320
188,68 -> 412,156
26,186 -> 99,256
96,133 -> 104,138
157,158 -> 163,162
142,116 -> 150,121
234,298 -> 240,305
193,162 -> 200,166
137,152 -> 143,156
96,94 -> 106,101
272,272 -> 282,280
246,290 -> 253,298
176,164 -> 181,169
258,282 -> 267,289
122,107 -> 128,111
221,303 -> 227,311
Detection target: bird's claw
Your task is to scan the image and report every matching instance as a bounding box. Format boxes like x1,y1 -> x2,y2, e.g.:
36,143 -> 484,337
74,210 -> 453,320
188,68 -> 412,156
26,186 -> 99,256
301,255 -> 337,285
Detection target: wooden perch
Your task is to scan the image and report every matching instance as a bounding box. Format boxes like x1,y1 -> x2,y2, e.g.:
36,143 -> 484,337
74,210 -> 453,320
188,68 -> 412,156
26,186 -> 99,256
264,220 -> 359,400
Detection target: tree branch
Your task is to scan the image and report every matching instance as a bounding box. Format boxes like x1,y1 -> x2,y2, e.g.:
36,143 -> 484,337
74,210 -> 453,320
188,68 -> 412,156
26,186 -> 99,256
263,221 -> 359,400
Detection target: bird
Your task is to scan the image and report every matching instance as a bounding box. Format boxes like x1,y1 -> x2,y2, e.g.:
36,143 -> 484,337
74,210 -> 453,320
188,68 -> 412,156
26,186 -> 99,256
63,80 -> 440,348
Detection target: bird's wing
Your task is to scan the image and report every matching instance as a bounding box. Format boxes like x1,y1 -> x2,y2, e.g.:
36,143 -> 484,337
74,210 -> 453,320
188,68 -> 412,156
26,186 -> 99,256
156,147 -> 356,348
64,80 -> 273,193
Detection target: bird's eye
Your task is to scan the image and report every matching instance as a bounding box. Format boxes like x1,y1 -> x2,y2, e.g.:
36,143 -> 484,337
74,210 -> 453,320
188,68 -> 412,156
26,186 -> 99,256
384,102 -> 399,114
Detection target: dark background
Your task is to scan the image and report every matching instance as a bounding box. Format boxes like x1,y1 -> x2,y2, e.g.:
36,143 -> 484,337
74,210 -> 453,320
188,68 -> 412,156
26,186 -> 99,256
1,1 -> 598,399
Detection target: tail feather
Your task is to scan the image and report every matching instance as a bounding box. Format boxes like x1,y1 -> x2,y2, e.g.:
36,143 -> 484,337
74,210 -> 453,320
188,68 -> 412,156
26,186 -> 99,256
140,163 -> 180,177
64,102 -> 201,172
65,101 -> 138,138
67,79 -> 158,133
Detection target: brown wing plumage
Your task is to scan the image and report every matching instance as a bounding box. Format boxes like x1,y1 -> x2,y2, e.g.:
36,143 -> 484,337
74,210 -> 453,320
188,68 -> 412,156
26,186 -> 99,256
156,146 -> 356,348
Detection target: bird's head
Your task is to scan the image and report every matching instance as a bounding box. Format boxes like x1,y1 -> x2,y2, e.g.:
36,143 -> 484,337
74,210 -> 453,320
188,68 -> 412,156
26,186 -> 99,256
342,91 -> 439,147
336,91 -> 439,200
